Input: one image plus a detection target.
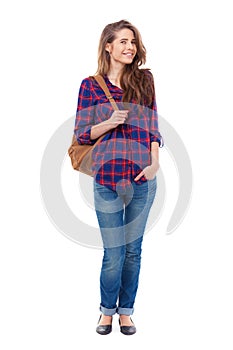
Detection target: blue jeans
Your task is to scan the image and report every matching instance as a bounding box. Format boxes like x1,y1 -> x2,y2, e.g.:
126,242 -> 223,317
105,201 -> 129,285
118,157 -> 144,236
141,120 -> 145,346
94,178 -> 157,316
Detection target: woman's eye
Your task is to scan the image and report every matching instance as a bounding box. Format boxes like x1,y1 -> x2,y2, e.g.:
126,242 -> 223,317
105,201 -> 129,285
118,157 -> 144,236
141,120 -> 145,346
121,41 -> 127,44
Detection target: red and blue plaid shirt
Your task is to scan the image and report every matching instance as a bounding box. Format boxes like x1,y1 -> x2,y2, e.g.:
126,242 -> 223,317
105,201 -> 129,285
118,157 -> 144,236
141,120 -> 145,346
74,72 -> 163,192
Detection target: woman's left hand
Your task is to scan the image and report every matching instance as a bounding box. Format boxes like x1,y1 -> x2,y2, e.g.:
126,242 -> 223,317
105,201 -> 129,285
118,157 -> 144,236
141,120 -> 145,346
134,161 -> 159,182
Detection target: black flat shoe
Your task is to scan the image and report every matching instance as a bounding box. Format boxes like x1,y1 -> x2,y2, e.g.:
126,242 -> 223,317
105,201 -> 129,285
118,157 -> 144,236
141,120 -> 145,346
96,315 -> 112,335
119,318 -> 136,335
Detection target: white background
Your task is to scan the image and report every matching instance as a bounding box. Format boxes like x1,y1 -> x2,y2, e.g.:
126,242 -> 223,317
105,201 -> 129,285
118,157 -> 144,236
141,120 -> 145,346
1,0 -> 233,348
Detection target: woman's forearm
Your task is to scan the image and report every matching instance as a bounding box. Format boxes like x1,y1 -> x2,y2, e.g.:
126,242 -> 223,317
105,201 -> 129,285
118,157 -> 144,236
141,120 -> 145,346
90,120 -> 115,140
151,142 -> 159,165
90,110 -> 129,140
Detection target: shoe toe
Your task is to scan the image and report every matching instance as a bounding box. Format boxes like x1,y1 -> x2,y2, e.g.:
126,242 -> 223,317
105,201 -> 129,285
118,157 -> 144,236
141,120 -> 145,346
120,325 -> 136,335
96,324 -> 112,335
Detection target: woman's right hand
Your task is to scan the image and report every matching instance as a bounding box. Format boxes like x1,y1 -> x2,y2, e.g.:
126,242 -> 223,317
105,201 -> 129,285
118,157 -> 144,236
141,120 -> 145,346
108,110 -> 129,127
90,110 -> 129,140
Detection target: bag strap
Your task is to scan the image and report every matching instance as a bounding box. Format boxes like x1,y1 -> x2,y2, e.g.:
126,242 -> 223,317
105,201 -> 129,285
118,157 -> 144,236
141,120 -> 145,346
94,75 -> 119,111
88,75 -> 118,146
72,75 -> 119,146
91,75 -> 119,146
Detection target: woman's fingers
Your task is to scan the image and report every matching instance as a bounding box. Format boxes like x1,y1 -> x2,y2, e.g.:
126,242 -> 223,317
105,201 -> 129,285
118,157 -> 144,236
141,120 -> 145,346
110,110 -> 129,125
134,171 -> 144,182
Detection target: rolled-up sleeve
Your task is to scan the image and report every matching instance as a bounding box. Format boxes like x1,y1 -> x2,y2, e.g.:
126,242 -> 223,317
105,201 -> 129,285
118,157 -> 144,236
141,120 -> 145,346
149,94 -> 164,147
145,71 -> 163,147
74,78 -> 96,145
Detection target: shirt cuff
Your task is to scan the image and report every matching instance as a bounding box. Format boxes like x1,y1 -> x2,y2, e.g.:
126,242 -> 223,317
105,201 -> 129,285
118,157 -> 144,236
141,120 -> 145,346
75,126 -> 96,145
150,134 -> 164,148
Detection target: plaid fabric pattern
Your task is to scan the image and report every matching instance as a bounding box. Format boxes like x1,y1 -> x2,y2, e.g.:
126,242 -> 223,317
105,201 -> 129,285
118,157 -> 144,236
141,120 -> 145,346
74,73 -> 163,191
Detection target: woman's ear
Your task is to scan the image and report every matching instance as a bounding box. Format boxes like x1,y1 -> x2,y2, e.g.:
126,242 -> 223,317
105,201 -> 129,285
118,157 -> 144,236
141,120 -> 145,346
105,43 -> 112,54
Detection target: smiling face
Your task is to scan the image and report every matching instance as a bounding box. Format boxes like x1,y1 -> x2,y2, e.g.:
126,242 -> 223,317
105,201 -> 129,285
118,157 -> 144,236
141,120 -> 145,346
105,28 -> 137,67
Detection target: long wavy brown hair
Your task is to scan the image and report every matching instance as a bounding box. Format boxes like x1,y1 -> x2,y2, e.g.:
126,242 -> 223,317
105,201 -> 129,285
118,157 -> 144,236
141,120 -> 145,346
96,20 -> 154,106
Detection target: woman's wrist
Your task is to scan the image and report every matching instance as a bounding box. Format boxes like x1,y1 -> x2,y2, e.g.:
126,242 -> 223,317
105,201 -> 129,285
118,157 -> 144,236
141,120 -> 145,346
151,159 -> 159,171
90,120 -> 115,140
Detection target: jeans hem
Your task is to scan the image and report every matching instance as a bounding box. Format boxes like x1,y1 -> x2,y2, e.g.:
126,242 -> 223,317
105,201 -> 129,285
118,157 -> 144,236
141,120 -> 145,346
100,305 -> 117,316
117,307 -> 134,316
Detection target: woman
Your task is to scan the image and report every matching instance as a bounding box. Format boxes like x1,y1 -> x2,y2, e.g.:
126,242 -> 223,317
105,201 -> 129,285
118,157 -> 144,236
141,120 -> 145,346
74,20 -> 163,335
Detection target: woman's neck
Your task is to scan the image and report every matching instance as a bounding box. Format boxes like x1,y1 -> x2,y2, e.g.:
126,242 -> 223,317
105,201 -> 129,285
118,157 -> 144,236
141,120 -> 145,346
107,63 -> 124,89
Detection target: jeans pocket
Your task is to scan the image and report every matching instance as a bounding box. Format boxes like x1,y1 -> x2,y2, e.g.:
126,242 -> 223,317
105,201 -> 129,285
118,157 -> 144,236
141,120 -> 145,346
94,182 -> 123,213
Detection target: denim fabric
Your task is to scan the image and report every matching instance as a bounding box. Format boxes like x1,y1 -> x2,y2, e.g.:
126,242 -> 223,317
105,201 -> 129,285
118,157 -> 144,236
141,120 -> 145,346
94,178 -> 157,316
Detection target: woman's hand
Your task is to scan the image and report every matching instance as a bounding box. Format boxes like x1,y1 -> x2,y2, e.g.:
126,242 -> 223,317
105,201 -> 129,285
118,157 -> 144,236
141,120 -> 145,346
108,110 -> 129,127
90,110 -> 129,139
134,160 -> 159,182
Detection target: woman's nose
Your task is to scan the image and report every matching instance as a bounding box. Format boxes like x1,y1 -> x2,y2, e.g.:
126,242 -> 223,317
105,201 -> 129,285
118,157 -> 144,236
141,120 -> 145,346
127,42 -> 134,50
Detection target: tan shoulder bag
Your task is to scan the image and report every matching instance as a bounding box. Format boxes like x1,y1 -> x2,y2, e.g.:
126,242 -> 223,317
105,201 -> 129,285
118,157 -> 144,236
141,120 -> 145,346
68,75 -> 118,176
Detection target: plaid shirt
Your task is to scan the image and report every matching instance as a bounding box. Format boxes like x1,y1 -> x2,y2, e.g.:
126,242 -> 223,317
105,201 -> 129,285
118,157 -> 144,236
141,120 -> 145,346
74,72 -> 163,192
